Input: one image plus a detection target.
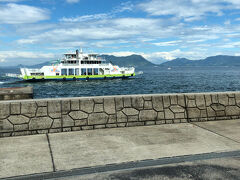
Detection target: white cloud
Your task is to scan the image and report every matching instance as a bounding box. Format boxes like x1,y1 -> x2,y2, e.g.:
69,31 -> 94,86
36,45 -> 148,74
66,0 -> 79,3
16,16 -> 232,52
142,49 -> 216,61
224,20 -> 231,25
217,41 -> 240,48
138,0 -> 240,21
105,51 -> 137,57
0,3 -> 49,24
18,18 -> 156,44
112,1 -> 133,13
0,51 -> 57,65
60,2 -> 133,23
0,51 -> 55,59
153,40 -> 182,46
143,50 -> 178,61
60,13 -> 109,22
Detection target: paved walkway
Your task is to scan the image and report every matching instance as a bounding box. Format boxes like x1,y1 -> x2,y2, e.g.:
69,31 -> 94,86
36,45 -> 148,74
0,120 -> 240,179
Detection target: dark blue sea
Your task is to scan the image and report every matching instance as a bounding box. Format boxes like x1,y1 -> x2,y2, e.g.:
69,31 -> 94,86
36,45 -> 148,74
0,66 -> 240,99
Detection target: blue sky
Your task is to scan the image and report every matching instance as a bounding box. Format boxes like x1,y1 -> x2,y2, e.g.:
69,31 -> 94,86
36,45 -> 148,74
1,0 -> 240,66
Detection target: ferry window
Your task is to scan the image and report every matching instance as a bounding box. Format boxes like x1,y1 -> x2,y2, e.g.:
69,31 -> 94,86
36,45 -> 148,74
81,68 -> 87,75
61,69 -> 67,75
75,68 -> 79,75
30,73 -> 44,76
56,73 -> 59,76
93,68 -> 98,75
87,68 -> 92,75
69,68 -> 74,75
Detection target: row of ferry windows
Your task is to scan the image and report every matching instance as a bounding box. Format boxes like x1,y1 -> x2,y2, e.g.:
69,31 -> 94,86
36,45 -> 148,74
60,68 -> 99,76
61,61 -> 102,64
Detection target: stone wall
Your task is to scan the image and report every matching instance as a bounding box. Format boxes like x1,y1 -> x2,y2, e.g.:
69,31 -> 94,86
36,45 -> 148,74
0,91 -> 240,137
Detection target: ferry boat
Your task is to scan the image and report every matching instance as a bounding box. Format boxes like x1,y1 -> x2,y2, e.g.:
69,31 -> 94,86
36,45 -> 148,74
20,49 -> 135,81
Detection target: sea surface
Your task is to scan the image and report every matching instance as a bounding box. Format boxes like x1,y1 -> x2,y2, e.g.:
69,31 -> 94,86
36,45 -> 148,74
1,66 -> 240,99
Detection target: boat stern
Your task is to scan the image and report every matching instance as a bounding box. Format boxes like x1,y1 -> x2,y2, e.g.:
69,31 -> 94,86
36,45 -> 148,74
20,68 -> 45,80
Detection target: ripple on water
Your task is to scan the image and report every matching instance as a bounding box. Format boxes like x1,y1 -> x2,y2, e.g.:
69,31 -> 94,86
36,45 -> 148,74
1,67 -> 240,99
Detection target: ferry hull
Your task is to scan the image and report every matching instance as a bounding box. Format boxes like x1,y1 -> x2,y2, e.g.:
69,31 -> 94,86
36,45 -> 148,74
22,73 -> 135,81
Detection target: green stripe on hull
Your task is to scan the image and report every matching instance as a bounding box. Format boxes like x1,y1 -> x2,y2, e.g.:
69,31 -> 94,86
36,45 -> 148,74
23,73 -> 135,80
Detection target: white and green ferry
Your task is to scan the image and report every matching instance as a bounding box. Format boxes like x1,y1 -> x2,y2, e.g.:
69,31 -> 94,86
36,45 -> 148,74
20,49 -> 135,81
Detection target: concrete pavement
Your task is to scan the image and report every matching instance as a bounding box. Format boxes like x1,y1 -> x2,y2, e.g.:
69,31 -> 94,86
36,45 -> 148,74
193,120 -> 240,143
0,120 -> 240,179
55,155 -> 240,180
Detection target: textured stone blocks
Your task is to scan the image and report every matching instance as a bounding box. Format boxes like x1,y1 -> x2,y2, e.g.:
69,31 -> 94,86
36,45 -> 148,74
69,111 -> 88,120
88,112 -> 108,125
10,103 -> 20,114
0,119 -> 13,132
104,98 -> 115,114
122,108 -> 139,116
48,100 -> 61,118
21,102 -> 37,117
8,115 -> 29,125
62,115 -> 74,127
29,117 -> 53,130
132,96 -> 144,110
36,107 -> 47,117
117,111 -> 127,123
225,106 -> 240,116
139,110 -> 157,121
80,99 -> 94,113
70,100 -> 80,110
152,96 -> 163,111
2,92 -> 240,137
0,103 -> 10,119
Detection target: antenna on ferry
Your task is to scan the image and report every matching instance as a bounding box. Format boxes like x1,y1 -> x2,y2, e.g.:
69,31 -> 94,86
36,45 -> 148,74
80,48 -> 83,54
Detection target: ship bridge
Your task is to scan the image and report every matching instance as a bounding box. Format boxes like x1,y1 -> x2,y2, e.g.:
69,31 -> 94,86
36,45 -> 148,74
61,50 -> 106,65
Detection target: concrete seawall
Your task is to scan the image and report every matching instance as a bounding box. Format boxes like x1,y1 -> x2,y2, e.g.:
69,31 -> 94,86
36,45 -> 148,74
0,87 -> 33,101
1,91 -> 240,137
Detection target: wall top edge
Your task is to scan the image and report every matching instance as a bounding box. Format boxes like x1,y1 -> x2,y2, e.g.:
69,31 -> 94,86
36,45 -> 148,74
0,91 -> 239,103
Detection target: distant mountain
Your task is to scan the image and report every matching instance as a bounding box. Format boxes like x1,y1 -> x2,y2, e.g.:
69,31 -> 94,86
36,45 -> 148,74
161,55 -> 240,67
5,54 -> 155,69
101,54 -> 156,68
3,55 -> 240,69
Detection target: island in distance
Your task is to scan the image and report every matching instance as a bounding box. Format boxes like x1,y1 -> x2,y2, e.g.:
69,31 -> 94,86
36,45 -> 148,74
3,54 -> 240,71
160,55 -> 240,67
